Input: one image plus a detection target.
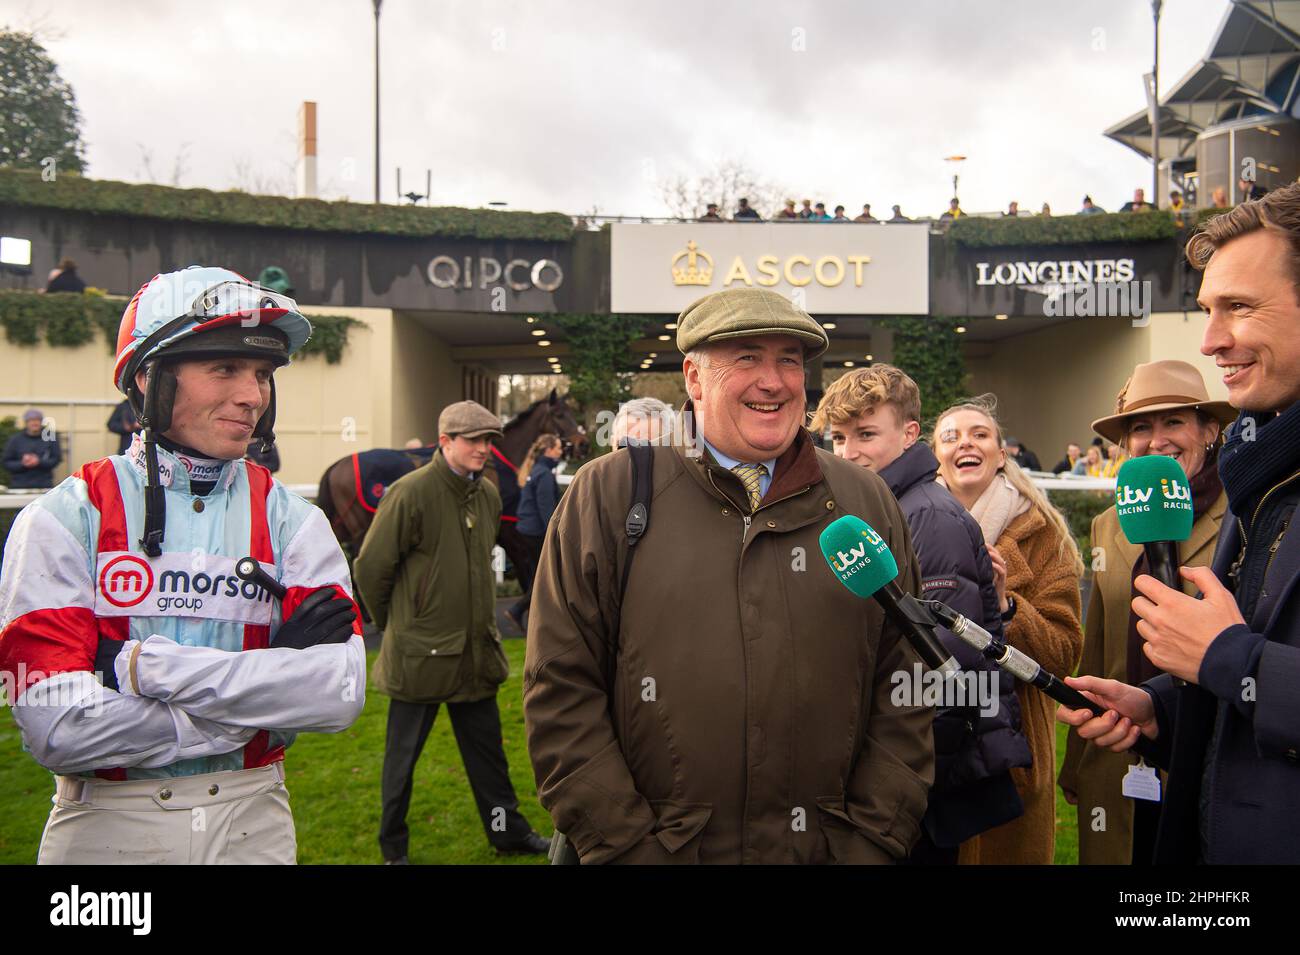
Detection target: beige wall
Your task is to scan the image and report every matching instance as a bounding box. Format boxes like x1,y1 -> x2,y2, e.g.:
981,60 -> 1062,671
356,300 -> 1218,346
963,311 -> 1225,467
0,305 -> 398,489
0,335 -> 124,484
275,306 -> 394,486
387,312 -> 464,450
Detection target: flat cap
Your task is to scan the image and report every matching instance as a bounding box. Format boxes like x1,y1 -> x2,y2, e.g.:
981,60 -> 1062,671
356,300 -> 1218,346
676,288 -> 828,359
438,400 -> 504,440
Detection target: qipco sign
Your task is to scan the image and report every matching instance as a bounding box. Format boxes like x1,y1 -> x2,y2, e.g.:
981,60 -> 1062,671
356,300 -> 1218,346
426,255 -> 564,293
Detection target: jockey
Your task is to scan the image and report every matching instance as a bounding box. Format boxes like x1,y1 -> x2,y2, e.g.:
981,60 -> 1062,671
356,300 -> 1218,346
0,266 -> 366,864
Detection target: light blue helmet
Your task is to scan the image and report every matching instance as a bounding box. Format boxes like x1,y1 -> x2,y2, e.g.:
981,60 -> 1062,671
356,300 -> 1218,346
113,265 -> 311,394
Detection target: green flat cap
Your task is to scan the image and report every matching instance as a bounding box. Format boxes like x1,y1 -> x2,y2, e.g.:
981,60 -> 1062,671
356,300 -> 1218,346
438,400 -> 504,439
676,288 -> 829,358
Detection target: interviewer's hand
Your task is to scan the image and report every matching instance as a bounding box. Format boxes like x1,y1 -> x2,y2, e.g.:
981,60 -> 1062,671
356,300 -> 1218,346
1132,566 -> 1245,683
271,588 -> 358,650
1055,675 -> 1158,752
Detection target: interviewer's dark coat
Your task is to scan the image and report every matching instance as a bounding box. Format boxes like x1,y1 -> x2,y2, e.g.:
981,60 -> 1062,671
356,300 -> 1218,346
879,442 -> 1031,846
1141,477 -> 1300,864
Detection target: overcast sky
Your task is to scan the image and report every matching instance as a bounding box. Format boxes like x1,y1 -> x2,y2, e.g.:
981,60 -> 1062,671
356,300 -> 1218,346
8,0 -> 1229,218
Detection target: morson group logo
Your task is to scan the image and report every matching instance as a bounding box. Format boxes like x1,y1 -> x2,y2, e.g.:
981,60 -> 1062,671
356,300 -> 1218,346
99,555 -> 154,608
94,552 -> 275,624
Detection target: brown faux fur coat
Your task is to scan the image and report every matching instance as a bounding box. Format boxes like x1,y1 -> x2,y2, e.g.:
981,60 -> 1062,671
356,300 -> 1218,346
958,505 -> 1084,864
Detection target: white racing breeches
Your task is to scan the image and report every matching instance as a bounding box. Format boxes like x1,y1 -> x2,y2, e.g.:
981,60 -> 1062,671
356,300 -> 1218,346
37,762 -> 296,865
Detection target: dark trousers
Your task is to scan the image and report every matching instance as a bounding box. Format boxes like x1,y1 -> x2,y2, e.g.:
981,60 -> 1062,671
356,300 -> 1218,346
379,695 -> 534,860
508,533 -> 546,620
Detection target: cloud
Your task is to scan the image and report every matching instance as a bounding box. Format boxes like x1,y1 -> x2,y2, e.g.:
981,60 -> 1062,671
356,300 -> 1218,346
31,0 -> 1226,217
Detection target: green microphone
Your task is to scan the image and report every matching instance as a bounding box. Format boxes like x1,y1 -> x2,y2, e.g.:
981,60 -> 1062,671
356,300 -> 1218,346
1115,454 -> 1194,591
819,515 -> 960,676
1116,454 -> 1196,689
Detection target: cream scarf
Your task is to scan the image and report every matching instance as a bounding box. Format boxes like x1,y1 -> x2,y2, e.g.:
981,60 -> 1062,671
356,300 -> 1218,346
938,469 -> 1030,547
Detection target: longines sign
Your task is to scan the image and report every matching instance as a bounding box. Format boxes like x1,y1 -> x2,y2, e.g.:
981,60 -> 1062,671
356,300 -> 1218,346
610,223 -> 929,314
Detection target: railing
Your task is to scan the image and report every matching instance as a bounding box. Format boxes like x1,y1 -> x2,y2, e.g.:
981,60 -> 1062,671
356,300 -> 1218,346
554,468 -> 1116,491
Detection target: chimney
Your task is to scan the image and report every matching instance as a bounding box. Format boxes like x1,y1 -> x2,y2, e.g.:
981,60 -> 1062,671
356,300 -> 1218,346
297,101 -> 318,198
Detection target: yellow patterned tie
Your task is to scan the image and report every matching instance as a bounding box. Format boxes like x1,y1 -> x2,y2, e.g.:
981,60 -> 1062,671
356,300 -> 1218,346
731,462 -> 768,512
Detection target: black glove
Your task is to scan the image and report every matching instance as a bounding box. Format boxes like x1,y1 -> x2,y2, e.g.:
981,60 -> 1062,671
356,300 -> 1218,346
271,588 -> 358,650
95,637 -> 125,692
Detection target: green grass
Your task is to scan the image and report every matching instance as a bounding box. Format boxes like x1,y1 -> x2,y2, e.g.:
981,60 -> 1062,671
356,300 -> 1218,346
0,641 -> 551,865
1054,720 -> 1079,865
0,641 -> 1082,864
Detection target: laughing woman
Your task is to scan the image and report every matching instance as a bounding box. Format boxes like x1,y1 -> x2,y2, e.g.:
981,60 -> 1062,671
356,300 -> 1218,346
1057,361 -> 1234,864
933,394 -> 1085,864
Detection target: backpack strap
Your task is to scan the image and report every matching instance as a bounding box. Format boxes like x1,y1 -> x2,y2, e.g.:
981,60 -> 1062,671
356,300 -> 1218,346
618,442 -> 654,603
552,443 -> 655,867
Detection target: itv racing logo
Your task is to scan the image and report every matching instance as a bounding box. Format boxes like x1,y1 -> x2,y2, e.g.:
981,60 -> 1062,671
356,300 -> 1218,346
94,551 -> 275,624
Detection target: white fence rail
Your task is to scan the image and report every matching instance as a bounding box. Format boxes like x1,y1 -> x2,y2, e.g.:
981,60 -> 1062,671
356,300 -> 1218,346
1,475 -> 1115,508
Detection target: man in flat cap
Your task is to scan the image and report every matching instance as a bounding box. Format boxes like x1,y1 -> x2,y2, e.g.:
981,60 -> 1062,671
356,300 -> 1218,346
523,289 -> 934,864
355,400 -> 548,862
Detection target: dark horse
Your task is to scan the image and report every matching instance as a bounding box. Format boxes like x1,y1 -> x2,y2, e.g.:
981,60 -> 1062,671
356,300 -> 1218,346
315,390 -> 586,581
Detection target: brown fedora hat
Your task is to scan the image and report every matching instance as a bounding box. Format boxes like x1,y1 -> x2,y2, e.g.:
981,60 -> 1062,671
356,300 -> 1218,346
1091,359 -> 1237,445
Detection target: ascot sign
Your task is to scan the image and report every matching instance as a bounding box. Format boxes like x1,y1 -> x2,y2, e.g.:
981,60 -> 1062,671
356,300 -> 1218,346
611,223 -> 929,314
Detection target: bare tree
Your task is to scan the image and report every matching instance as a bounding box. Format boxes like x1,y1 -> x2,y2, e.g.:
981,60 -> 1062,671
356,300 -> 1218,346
229,155 -> 295,196
659,158 -> 794,221
132,142 -> 191,186
228,127 -> 298,196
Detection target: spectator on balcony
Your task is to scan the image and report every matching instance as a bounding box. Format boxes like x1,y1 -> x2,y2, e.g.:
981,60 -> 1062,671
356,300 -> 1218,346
776,199 -> 799,220
43,258 -> 86,294
698,203 -> 723,222
831,204 -> 851,222
888,204 -> 911,222
1004,201 -> 1020,217
734,197 -> 761,221
854,203 -> 877,222
810,202 -> 832,222
1120,188 -> 1153,212
1080,195 -> 1105,215
939,197 -> 964,221
798,198 -> 814,220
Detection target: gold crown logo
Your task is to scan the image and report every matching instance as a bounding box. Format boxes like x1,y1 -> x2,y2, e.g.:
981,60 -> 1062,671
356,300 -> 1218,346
672,240 -> 713,286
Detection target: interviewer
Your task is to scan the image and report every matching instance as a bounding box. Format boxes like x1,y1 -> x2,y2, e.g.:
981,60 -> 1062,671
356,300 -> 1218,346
1058,182 -> 1300,864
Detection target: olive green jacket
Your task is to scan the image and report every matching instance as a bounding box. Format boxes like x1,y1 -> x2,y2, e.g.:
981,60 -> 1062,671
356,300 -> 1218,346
354,450 -> 510,704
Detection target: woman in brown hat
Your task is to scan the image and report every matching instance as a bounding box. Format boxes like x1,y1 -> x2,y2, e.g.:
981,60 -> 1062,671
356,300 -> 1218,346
1058,360 -> 1235,864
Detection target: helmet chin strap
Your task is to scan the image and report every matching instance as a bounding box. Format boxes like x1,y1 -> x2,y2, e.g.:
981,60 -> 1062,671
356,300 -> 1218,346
136,364 -> 176,557
128,359 -> 279,557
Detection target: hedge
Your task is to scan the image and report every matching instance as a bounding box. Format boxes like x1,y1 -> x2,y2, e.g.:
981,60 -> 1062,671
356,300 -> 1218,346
0,289 -> 358,362
946,210 -> 1182,248
0,168 -> 575,242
